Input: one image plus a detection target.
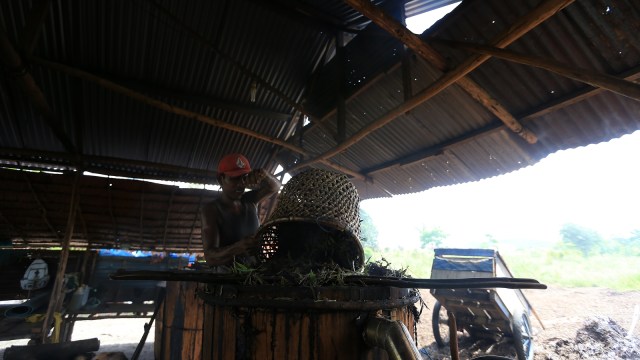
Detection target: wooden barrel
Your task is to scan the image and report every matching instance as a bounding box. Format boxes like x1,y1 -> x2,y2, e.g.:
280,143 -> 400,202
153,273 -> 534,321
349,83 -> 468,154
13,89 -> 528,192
199,285 -> 418,360
155,281 -> 206,360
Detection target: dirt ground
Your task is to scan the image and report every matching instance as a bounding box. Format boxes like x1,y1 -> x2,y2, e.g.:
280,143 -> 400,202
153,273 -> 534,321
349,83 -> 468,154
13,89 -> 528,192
416,286 -> 640,359
1,286 -> 639,359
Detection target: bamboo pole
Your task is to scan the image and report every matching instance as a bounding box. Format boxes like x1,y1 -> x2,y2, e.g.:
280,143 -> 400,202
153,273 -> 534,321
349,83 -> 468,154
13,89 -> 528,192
433,39 -> 640,102
28,56 -> 306,155
40,171 -> 81,343
27,58 -> 367,181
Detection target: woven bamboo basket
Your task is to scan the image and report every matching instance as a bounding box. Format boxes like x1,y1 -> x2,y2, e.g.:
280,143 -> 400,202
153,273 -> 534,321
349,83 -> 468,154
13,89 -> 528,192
256,168 -> 364,270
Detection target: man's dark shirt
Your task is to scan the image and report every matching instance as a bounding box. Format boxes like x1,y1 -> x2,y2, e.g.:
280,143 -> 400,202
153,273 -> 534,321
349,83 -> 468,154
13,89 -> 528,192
212,192 -> 259,247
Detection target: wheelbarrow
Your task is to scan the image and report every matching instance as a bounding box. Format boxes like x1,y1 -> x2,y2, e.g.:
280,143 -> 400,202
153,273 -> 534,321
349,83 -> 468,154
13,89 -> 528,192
430,248 -> 543,360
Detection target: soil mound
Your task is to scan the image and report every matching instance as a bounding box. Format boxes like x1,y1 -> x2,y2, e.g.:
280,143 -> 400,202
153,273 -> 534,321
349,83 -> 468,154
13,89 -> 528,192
537,316 -> 640,359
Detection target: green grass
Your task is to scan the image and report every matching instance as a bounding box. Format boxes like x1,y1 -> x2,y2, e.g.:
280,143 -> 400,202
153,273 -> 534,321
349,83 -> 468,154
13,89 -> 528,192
365,247 -> 640,291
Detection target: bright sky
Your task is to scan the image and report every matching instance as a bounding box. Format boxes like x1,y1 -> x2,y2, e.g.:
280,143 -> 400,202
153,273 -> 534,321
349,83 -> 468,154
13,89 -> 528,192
360,130 -> 640,250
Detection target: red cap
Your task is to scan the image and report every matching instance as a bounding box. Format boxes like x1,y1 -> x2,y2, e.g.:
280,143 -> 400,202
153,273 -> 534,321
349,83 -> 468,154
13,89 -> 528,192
217,153 -> 252,177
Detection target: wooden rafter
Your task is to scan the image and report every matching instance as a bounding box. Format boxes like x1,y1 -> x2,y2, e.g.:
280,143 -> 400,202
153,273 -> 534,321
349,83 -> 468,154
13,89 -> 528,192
296,61 -> 402,141
144,0 -> 316,120
0,29 -> 76,154
341,0 -> 543,143
285,0 -> 574,174
522,66 -> 640,121
29,57 -> 307,156
27,58 -> 368,181
117,77 -> 293,123
436,39 -> 640,102
363,65 -> 640,176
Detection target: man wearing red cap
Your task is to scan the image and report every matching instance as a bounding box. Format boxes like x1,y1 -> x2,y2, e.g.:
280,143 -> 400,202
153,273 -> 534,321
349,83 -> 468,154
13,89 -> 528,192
200,153 -> 280,270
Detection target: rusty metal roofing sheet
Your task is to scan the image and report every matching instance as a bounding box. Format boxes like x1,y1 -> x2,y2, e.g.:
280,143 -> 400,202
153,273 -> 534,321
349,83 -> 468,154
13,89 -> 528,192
3,0 -> 640,251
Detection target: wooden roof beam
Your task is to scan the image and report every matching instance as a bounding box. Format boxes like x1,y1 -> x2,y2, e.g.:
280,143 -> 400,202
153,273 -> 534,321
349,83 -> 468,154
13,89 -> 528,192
437,40 -> 640,102
360,64 -> 640,176
116,77 -> 293,123
29,57 -> 308,156
286,0 -> 573,173
343,0 -> 576,143
0,29 -> 77,155
144,0 -> 317,121
28,58 -> 369,181
522,66 -> 640,121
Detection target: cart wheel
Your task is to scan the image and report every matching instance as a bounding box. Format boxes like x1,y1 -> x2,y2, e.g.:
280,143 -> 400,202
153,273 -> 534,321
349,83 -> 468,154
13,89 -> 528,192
511,310 -> 534,360
432,300 -> 450,347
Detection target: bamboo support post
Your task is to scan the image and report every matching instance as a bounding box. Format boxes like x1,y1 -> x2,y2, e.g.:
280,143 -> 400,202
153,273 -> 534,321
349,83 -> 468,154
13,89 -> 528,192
40,172 -> 81,342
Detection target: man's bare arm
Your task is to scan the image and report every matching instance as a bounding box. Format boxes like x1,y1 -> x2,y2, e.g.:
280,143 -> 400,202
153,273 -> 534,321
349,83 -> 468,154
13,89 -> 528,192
247,169 -> 281,204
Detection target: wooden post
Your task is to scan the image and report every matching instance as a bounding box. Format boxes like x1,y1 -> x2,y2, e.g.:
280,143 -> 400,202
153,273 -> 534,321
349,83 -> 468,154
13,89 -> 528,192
40,171 -> 81,343
448,310 -> 459,360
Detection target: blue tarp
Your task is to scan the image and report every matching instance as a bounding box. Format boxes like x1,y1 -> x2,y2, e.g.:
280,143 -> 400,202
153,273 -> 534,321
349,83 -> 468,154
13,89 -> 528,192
98,249 -> 196,262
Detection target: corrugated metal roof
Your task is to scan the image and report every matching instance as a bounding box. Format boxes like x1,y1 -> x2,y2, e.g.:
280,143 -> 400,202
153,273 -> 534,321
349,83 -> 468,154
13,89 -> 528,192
2,0 -> 640,251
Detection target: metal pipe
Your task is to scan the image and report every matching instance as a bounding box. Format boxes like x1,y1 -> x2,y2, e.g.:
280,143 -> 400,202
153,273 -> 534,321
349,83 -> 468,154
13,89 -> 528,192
363,317 -> 421,360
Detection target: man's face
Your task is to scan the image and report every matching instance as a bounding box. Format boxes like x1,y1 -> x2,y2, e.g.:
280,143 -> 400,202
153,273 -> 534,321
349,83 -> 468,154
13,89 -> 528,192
219,173 -> 248,200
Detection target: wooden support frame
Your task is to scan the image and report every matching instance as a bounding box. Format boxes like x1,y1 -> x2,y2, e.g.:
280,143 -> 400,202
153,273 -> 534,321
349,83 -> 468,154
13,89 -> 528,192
145,0 -> 315,121
285,0 -> 575,174
40,172 -> 81,343
433,39 -> 640,102
28,57 -> 367,181
29,56 -> 306,156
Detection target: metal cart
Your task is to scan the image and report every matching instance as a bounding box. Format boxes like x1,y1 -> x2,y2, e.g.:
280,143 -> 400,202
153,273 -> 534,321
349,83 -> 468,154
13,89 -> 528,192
430,248 -> 540,360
